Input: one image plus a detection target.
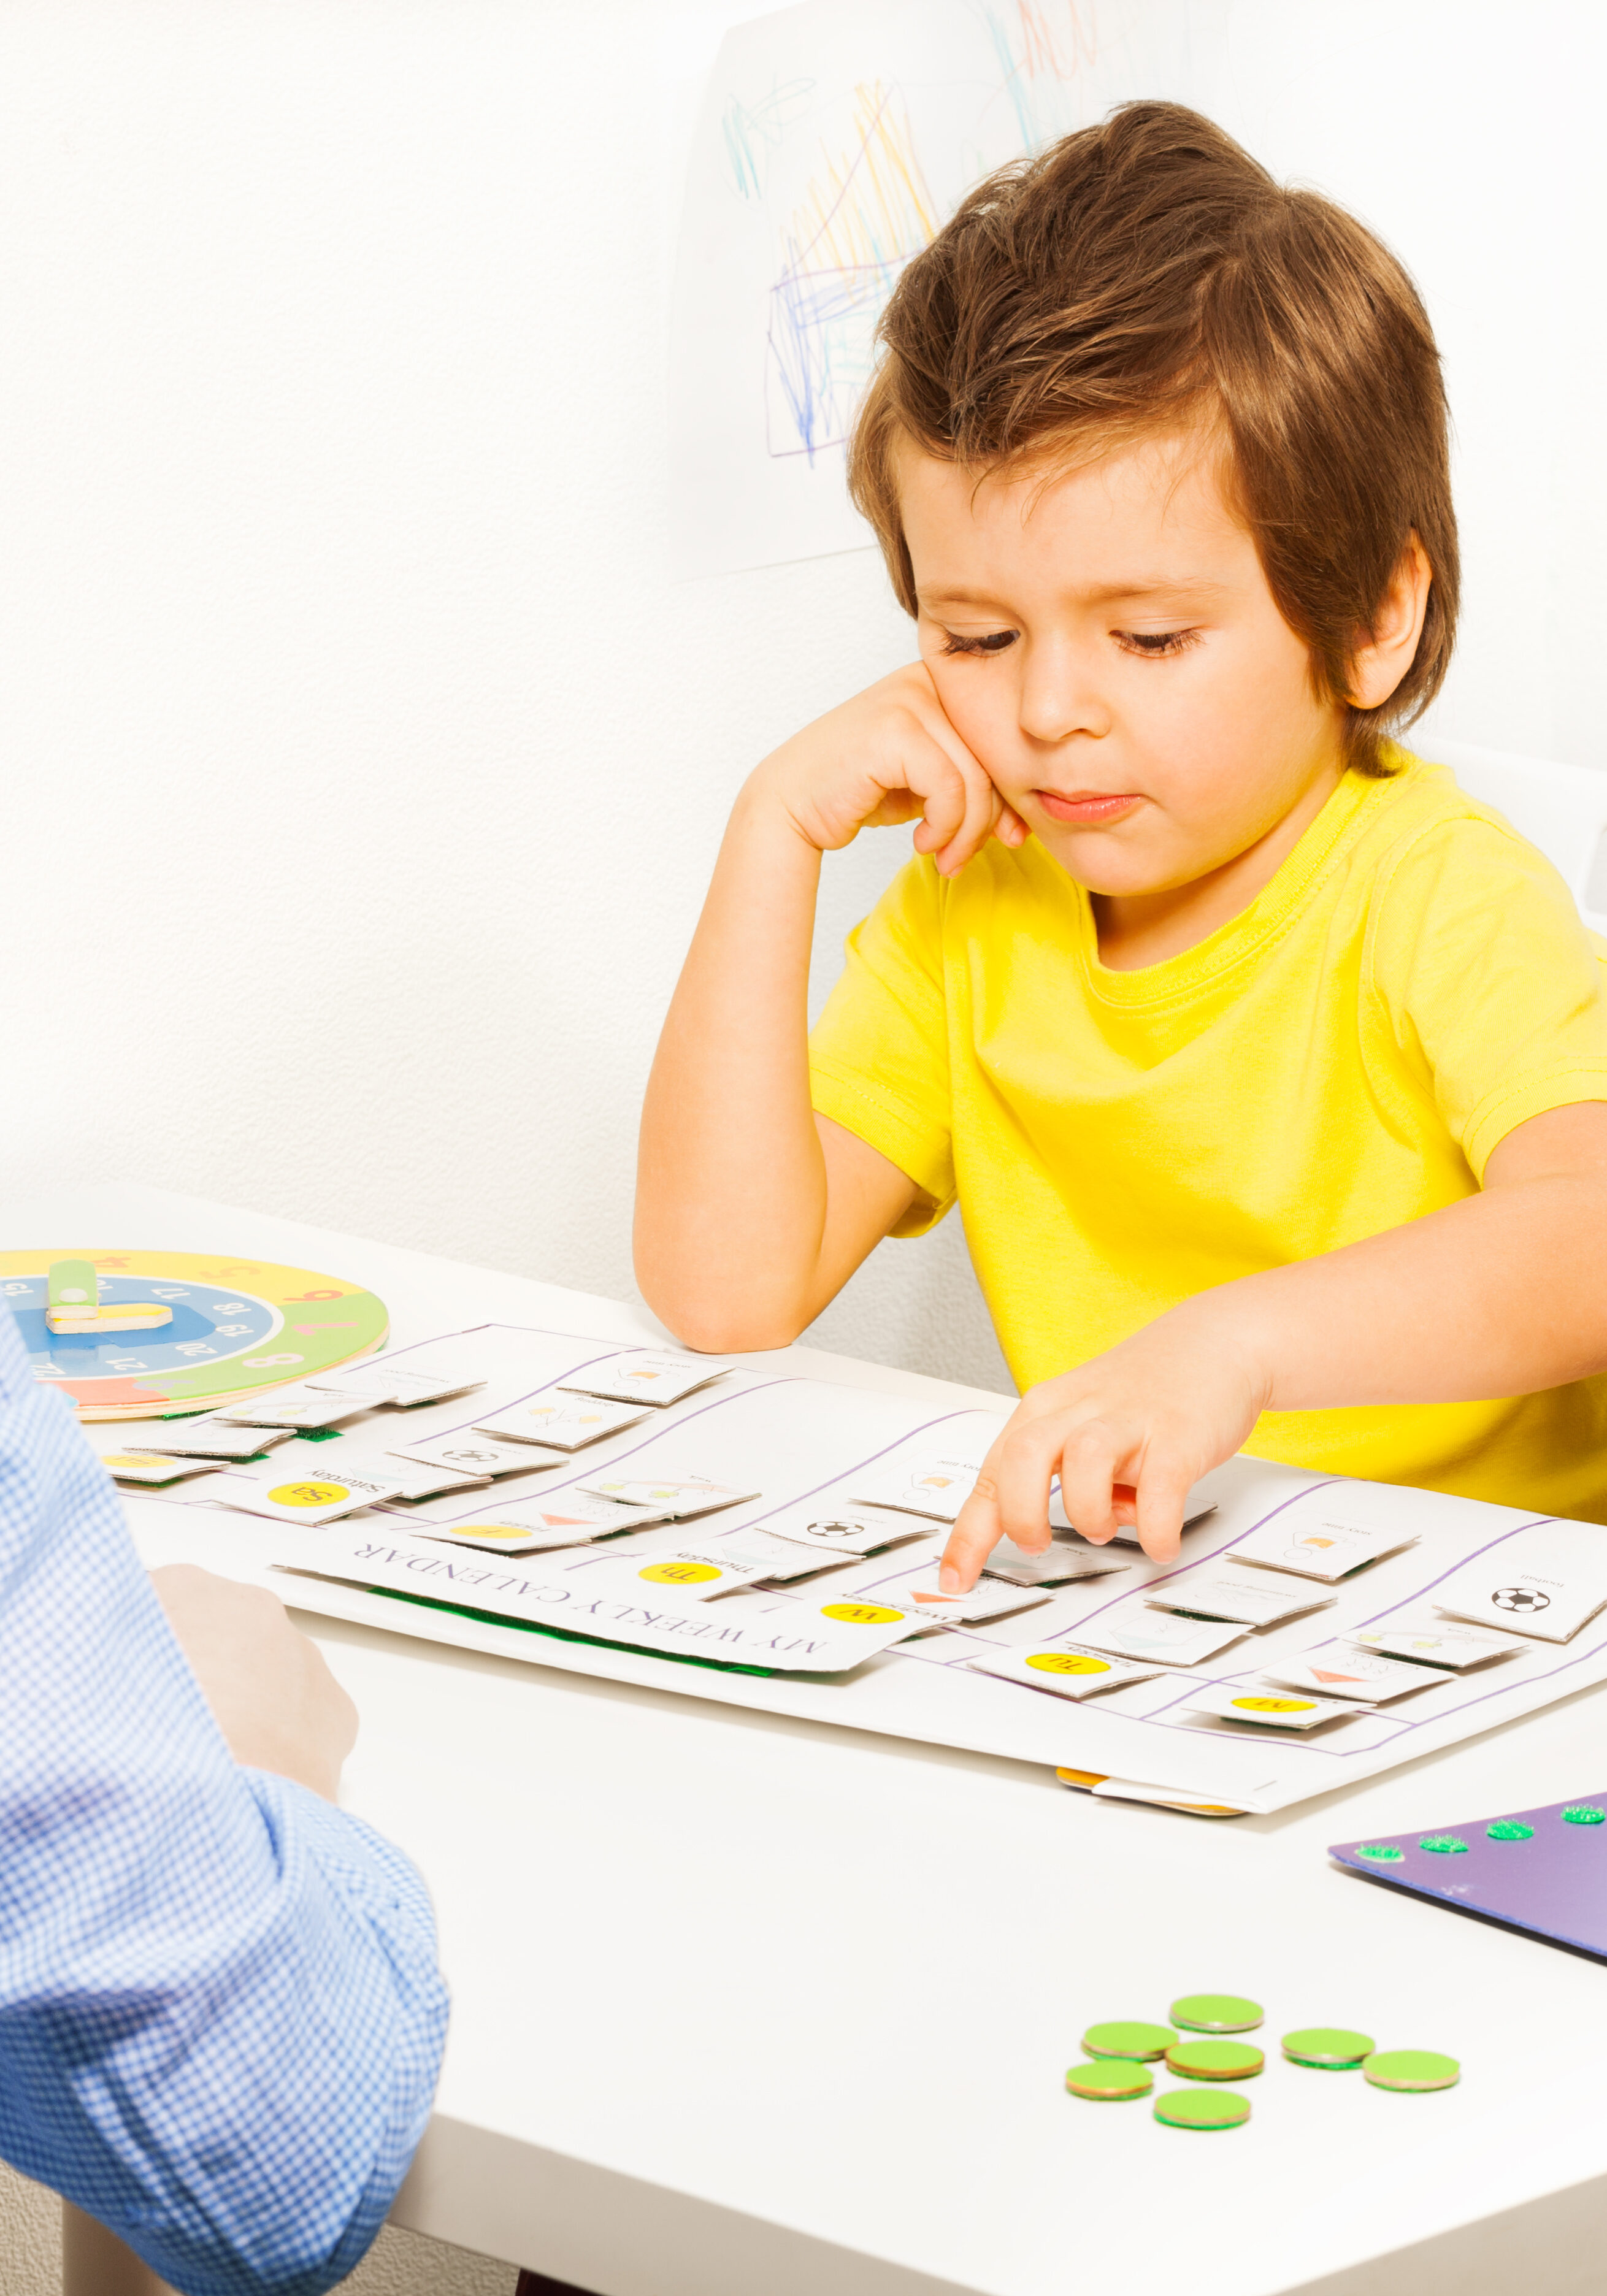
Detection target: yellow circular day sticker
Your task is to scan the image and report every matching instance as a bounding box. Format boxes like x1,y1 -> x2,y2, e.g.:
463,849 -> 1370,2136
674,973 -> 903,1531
821,1602 -> 905,1626
268,1482 -> 350,1508
104,1455 -> 159,1472
449,1524 -> 528,1541
1230,1694 -> 1314,1714
1026,1651 -> 1111,1675
640,1561 -> 721,1584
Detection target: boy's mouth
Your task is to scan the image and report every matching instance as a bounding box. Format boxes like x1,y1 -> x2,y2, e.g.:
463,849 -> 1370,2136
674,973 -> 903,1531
1034,788 -> 1142,827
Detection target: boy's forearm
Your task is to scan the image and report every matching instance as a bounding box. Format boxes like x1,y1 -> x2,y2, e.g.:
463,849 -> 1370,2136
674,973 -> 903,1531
1202,1171 -> 1607,1412
635,777 -> 830,1345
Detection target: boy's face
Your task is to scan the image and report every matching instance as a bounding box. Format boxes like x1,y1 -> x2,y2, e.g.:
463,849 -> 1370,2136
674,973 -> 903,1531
899,431 -> 1344,898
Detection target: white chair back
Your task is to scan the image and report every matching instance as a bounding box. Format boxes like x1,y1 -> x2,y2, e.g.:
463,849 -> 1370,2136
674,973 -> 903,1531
1418,734 -> 1607,936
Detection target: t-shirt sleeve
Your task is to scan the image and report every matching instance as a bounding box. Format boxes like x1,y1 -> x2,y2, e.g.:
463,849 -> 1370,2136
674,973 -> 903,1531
1368,812 -> 1607,1179
808,852 -> 955,1236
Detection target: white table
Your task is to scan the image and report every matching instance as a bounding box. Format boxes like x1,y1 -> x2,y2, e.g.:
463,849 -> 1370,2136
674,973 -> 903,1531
23,1185 -> 1607,2296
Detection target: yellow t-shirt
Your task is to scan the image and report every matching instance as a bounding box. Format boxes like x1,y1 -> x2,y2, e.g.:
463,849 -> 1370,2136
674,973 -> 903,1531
808,755 -> 1607,1522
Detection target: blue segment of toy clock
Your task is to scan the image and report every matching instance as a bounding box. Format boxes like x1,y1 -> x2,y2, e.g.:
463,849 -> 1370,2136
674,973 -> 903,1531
3,1274 -> 277,1378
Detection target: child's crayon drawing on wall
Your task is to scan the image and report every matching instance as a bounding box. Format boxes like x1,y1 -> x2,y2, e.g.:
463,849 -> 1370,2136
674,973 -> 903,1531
672,0 -> 1228,577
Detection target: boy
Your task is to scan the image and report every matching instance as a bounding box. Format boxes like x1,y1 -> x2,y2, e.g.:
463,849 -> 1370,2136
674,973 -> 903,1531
635,102 -> 1607,1587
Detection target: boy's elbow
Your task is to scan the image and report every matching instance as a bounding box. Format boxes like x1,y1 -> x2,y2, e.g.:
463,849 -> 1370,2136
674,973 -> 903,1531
635,1260 -> 811,1358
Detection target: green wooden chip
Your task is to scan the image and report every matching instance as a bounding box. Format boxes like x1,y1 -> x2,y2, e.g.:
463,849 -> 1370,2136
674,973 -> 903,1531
1081,2020 -> 1176,2062
1153,2086 -> 1251,2130
1065,2057 -> 1153,2100
1282,2026 -> 1375,2068
1418,1835 -> 1468,1854
1169,1992 -> 1264,2032
1486,1820 -> 1533,1842
1362,2049 -> 1460,2093
1166,2038 -> 1264,2081
1562,1805 -> 1606,1826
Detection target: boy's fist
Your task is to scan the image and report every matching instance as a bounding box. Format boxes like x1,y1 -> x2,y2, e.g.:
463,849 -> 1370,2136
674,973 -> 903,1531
751,660 -> 1026,875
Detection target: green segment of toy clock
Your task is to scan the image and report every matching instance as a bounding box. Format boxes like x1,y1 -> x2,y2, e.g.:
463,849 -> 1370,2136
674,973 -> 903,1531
1282,2027 -> 1375,2068
1362,2049 -> 1460,2092
1081,2021 -> 1176,2062
1154,2086 -> 1251,2130
1065,2058 -> 1153,2100
1165,2038 -> 1264,2081
1169,1992 -> 1264,2033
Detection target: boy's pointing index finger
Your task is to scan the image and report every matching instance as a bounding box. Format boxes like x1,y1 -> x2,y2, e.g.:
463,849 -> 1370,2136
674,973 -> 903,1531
938,1474 -> 1004,1592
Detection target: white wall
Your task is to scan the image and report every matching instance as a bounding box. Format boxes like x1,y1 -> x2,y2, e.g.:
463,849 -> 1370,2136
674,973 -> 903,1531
0,0 -> 1601,1413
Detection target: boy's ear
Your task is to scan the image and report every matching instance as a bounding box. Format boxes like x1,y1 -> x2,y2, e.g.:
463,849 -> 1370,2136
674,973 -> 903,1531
1347,532 -> 1433,710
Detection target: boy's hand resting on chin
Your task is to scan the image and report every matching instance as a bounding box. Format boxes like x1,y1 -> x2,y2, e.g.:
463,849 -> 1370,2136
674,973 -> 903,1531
754,660 -> 1026,873
938,1308 -> 1270,1587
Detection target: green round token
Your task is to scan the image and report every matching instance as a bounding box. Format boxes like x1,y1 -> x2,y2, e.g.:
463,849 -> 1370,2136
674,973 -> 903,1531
1362,2049 -> 1460,2094
1166,2038 -> 1265,2081
1418,1835 -> 1468,1854
1563,1805 -> 1606,1826
1169,1992 -> 1264,2033
1154,2086 -> 1251,2130
1282,2027 -> 1375,2069
1081,2020 -> 1176,2062
1356,1843 -> 1405,1863
1065,2057 -> 1153,2100
1487,1820 -> 1533,1842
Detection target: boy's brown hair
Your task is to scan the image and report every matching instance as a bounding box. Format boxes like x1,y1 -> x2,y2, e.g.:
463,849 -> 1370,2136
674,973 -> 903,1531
848,102 -> 1458,775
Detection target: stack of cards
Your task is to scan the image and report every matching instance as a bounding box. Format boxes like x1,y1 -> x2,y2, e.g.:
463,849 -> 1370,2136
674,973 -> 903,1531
472,1395 -> 650,1448
1348,1617 -> 1525,1669
212,1463 -> 412,1524
982,1538 -> 1129,1588
307,1364 -> 487,1408
968,1645 -> 1162,1701
99,1450 -> 217,1486
1144,1574 -> 1336,1629
888,1575 -> 1051,1628
1075,1612 -> 1248,1667
345,1456 -> 497,1502
580,1547 -> 772,1602
1184,1686 -> 1355,1731
1255,1648 -> 1448,1703
1434,1545 -> 1607,1644
136,1421 -> 296,1462
574,1473 -> 759,1520
756,1507 -> 934,1559
388,1433 -> 561,1480
1228,1517 -> 1418,1583
849,1453 -> 983,1521
558,1352 -> 731,1407
421,1492 -> 668,1555
212,1385 -> 374,1431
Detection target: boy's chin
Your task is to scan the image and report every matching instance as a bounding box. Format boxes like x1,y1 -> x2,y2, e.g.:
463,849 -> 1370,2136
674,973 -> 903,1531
1032,825 -> 1183,898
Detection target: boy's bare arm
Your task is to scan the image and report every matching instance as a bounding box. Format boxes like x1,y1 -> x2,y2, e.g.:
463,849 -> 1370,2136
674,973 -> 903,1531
635,664 -> 1023,1350
943,1100 -> 1607,1585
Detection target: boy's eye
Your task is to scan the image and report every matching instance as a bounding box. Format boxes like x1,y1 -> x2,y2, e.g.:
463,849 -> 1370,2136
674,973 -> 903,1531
1116,628 -> 1200,658
939,629 -> 1018,657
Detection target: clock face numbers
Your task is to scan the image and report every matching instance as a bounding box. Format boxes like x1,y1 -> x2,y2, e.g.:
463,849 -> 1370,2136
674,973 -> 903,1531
6,1272 -> 277,1377
0,1251 -> 388,1418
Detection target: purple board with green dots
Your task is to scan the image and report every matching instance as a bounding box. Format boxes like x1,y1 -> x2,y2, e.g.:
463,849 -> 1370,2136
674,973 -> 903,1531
1330,1796 -> 1607,1960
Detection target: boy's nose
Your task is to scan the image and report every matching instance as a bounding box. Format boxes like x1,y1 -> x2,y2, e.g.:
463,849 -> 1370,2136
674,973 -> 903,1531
1018,648 -> 1111,744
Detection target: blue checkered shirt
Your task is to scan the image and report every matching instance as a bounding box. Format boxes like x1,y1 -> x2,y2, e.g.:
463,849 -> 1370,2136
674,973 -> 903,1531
0,1307 -> 448,2293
